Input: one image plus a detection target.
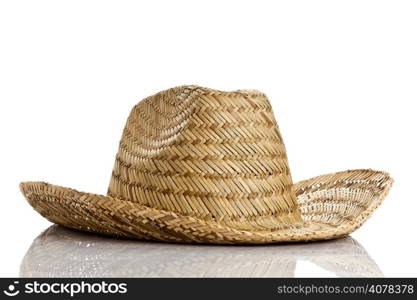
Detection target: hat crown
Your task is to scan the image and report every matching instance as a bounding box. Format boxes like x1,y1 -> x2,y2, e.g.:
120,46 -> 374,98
108,86 -> 302,231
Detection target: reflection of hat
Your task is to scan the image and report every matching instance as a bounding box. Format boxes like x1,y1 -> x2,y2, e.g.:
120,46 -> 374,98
20,226 -> 383,277
20,86 -> 393,244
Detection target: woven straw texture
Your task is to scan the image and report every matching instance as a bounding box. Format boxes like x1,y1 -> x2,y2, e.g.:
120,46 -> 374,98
20,86 -> 393,244
20,225 -> 383,277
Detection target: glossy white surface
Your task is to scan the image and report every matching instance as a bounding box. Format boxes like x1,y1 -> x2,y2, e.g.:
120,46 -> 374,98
1,0 -> 416,277
20,225 -> 382,278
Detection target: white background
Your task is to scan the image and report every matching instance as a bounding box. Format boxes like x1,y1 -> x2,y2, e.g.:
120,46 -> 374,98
1,0 -> 416,277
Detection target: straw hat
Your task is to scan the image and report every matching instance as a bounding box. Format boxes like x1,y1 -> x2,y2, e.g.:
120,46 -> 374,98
20,85 -> 393,244
20,225 -> 383,277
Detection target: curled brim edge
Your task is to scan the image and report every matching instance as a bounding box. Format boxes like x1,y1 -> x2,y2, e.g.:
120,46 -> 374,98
20,169 -> 393,244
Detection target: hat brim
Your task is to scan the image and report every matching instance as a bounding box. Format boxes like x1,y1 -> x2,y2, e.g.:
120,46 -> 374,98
20,169 -> 393,244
